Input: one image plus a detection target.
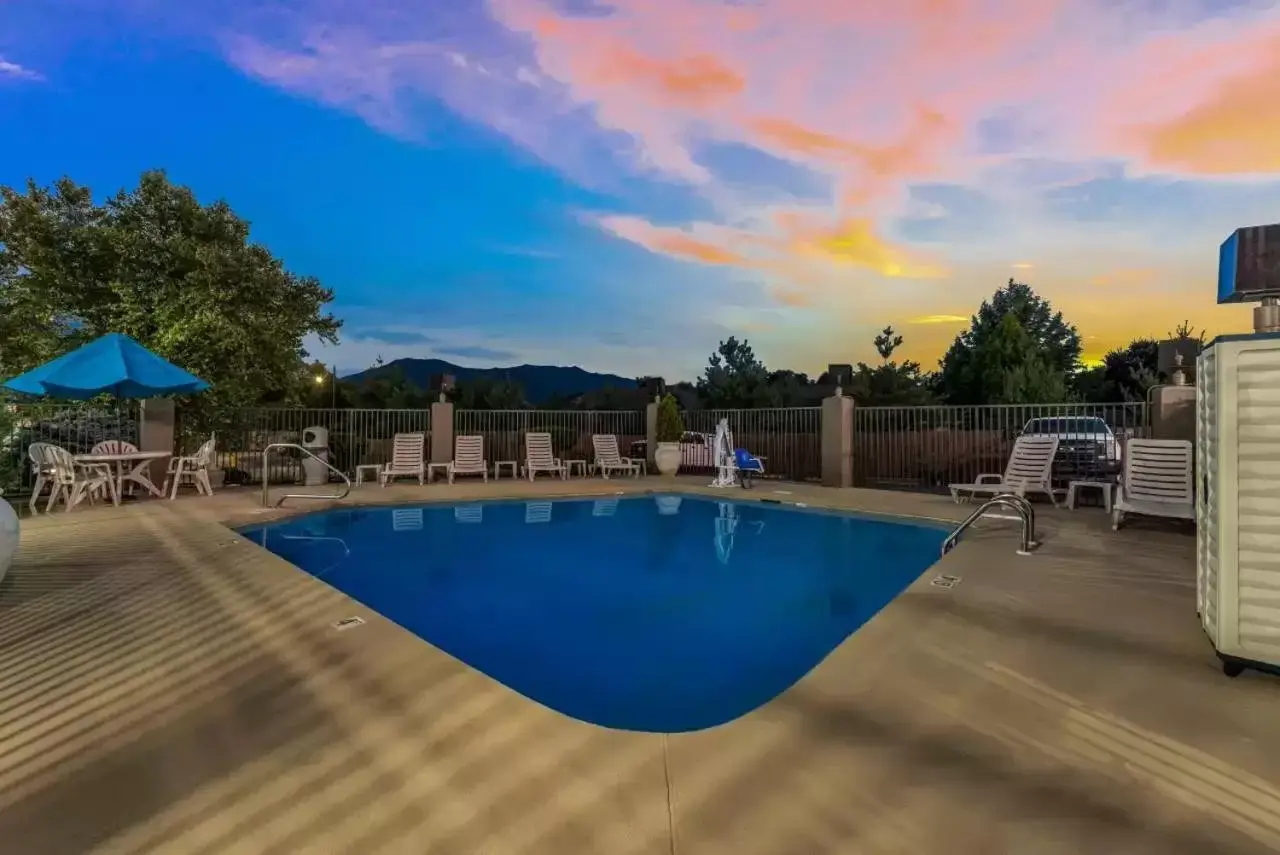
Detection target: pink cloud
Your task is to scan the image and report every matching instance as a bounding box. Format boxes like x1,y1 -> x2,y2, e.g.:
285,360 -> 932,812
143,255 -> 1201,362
208,0 -> 1280,314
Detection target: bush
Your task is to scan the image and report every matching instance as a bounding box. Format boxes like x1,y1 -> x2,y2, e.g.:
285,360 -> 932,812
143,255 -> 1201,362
655,394 -> 684,443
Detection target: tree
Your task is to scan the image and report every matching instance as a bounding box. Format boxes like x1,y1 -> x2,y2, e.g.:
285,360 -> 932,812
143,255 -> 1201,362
846,326 -> 934,406
0,171 -> 341,432
936,279 -> 1081,404
449,376 -> 525,409
696,337 -> 777,407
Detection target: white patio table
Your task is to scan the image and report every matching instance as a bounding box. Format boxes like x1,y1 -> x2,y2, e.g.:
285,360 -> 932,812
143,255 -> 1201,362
74,450 -> 171,506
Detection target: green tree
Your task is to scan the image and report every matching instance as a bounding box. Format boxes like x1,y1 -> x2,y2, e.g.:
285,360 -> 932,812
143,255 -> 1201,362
449,376 -> 525,409
655,394 -> 684,442
847,326 -> 935,405
936,279 -> 1081,404
0,171 -> 340,432
697,337 -> 776,407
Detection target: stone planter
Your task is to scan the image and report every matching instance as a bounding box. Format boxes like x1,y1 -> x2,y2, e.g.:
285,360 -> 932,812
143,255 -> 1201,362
654,442 -> 681,476
0,494 -> 19,588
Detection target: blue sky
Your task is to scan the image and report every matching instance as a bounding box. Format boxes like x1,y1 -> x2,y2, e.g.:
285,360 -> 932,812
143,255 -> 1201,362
1,0 -> 1273,377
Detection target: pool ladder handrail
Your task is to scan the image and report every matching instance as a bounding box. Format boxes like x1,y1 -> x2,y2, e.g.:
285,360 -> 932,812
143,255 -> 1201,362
261,442 -> 352,507
941,494 -> 1037,557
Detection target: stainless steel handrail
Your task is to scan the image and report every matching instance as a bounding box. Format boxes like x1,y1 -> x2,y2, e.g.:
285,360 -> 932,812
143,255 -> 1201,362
261,442 -> 352,507
941,493 -> 1037,556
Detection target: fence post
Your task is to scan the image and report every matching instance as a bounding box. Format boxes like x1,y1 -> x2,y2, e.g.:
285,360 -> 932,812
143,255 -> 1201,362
821,393 -> 854,487
139,398 -> 175,487
430,398 -> 454,463
645,399 -> 659,469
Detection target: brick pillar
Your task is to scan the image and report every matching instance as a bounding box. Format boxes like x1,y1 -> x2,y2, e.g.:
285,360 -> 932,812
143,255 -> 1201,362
430,399 -> 454,463
139,398 -> 175,485
821,393 -> 854,487
645,399 -> 659,468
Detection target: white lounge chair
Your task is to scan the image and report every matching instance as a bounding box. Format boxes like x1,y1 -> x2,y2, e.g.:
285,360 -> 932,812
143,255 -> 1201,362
949,435 -> 1061,506
164,436 -> 216,499
40,445 -> 116,512
1112,439 -> 1194,530
380,432 -> 426,486
524,432 -> 566,480
591,434 -> 640,479
449,435 -> 488,484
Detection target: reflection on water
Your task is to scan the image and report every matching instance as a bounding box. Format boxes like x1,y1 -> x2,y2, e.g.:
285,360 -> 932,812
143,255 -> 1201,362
654,495 -> 682,516
392,508 -> 423,532
592,498 -> 619,517
714,502 -> 764,565
454,504 -> 483,524
525,501 -> 552,524
277,533 -> 349,575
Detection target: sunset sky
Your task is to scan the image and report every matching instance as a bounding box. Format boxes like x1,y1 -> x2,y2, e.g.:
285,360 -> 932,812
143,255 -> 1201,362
0,0 -> 1270,379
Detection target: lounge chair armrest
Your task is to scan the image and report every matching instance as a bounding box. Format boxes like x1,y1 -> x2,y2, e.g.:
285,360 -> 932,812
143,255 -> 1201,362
974,474 -> 1004,484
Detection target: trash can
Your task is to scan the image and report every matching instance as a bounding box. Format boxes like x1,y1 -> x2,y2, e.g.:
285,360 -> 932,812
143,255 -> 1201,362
301,425 -> 330,487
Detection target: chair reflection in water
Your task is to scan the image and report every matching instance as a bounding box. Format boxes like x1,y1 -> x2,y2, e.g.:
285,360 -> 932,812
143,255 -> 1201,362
454,504 -> 484,524
392,508 -> 423,531
525,502 -> 553,524
592,498 -> 619,517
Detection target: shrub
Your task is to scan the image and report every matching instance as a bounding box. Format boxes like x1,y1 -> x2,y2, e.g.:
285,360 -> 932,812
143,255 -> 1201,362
655,394 -> 684,443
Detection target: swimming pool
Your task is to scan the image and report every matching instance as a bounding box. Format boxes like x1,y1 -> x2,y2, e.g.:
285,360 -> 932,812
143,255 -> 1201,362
241,494 -> 946,733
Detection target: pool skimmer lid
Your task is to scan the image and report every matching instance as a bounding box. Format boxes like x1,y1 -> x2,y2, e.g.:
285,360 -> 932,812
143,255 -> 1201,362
930,574 -> 961,590
331,616 -> 366,631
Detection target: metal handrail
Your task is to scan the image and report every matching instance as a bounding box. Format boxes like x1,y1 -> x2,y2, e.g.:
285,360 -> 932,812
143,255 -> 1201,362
261,442 -> 352,507
941,493 -> 1038,557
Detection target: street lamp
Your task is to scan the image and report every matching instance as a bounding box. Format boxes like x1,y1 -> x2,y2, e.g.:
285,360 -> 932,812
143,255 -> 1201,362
314,367 -> 336,407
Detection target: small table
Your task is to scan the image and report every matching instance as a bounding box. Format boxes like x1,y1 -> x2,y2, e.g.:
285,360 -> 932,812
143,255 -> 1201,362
1066,480 -> 1115,512
494,460 -> 518,479
354,464 -> 382,485
565,459 -> 589,478
75,451 -> 170,505
426,462 -> 451,483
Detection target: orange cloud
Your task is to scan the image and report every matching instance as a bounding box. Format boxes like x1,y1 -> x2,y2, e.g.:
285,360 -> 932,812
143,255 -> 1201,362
794,219 -> 947,278
594,47 -> 745,105
908,314 -> 969,324
1137,49 -> 1280,174
1090,268 -> 1157,288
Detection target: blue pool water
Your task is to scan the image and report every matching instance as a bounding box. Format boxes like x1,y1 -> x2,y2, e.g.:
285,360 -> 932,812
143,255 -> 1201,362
242,494 -> 945,733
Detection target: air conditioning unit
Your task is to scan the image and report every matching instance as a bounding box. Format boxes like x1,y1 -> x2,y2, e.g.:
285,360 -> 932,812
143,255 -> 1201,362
1196,333 -> 1280,677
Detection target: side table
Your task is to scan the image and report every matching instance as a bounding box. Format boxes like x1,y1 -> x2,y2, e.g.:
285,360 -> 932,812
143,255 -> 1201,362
354,464 -> 382,485
1066,480 -> 1115,512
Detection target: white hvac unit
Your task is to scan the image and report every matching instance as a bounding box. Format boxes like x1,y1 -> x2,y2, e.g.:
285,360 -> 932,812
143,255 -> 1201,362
1196,333 -> 1280,677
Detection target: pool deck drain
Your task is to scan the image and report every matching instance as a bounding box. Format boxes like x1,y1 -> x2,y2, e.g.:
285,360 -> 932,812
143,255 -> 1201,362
3,476 -> 1277,855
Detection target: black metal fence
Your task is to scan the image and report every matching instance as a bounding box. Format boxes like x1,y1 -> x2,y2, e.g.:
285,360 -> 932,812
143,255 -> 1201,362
853,402 -> 1150,493
681,407 -> 822,482
454,409 -> 644,464
0,403 -> 141,496
209,408 -> 433,485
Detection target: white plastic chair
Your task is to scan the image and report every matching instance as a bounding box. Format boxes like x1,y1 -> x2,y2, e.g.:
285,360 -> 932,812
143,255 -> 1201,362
41,445 -> 116,512
524,432 -> 566,481
91,439 -> 140,497
164,436 -> 215,499
449,435 -> 488,483
591,434 -> 640,479
27,442 -> 58,514
1112,439 -> 1194,530
380,432 -> 426,486
949,435 -> 1061,506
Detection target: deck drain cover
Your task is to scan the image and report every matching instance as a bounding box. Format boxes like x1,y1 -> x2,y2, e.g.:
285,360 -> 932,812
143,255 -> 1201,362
331,616 -> 366,631
930,574 -> 961,590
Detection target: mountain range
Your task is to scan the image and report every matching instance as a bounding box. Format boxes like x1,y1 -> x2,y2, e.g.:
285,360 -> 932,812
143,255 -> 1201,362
343,358 -> 635,405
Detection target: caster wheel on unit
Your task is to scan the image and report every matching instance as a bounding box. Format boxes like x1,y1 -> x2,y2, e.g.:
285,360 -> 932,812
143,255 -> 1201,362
1223,660 -> 1246,678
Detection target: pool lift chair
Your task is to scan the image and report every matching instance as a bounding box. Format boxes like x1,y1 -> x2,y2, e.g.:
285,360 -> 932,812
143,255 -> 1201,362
710,418 -> 765,489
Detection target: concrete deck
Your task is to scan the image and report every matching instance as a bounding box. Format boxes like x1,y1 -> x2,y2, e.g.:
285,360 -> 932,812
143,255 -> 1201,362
2,477 -> 1278,854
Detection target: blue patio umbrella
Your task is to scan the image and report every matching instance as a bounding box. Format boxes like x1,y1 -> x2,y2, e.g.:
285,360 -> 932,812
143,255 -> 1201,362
1,333 -> 209,400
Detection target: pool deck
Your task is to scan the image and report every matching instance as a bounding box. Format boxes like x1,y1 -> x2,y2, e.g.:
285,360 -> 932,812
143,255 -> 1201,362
2,477 -> 1278,854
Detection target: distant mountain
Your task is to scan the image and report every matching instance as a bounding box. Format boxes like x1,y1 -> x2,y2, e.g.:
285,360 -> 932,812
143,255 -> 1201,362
342,358 -> 636,405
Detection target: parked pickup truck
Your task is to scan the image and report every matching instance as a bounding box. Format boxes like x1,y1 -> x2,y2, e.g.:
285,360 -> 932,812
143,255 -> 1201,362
1019,416 -> 1124,477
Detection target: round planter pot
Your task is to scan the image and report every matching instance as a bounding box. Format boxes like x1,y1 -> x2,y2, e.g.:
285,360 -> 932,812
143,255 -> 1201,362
654,442 -> 681,476
0,496 -> 19,588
